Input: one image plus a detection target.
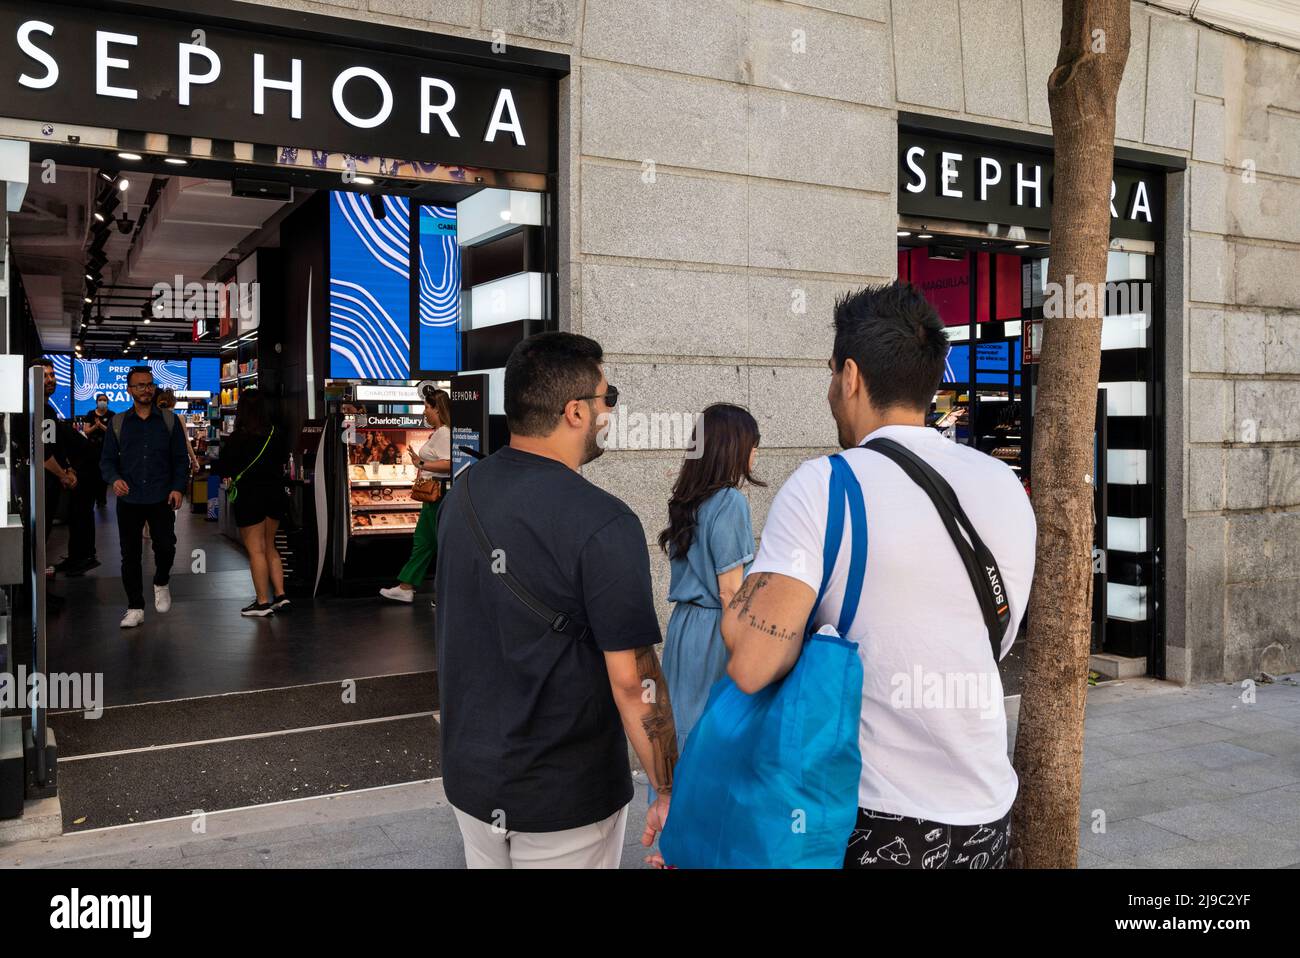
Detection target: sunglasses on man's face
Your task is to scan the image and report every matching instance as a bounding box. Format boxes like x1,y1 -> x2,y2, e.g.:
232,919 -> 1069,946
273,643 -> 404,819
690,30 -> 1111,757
571,384 -> 619,411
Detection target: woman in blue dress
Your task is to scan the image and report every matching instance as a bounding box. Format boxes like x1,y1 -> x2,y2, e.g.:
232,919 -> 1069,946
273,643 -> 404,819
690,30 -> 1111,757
657,403 -> 764,752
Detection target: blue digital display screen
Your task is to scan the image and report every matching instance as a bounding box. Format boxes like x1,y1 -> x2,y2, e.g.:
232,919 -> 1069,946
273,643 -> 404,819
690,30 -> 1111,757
416,206 -> 461,375
43,354 -> 72,419
189,357 -> 220,396
945,342 -> 1021,387
329,192 -> 412,380
74,358 -> 188,413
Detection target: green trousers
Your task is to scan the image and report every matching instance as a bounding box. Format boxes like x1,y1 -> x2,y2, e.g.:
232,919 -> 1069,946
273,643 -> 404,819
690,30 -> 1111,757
398,498 -> 441,587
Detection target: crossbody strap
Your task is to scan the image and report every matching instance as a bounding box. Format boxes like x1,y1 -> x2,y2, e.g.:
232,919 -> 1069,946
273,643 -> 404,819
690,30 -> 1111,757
457,466 -> 592,642
861,437 -> 1011,662
233,427 -> 275,486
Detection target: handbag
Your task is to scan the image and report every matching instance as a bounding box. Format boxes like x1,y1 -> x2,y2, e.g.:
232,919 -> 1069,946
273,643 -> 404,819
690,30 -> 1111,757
659,453 -> 868,869
411,475 -> 443,503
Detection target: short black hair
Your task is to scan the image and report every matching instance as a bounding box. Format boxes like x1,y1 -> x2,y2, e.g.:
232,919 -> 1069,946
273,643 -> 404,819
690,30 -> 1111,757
832,281 -> 948,412
504,332 -> 604,437
126,366 -> 153,384
39,357 -> 54,369
96,393 -> 108,401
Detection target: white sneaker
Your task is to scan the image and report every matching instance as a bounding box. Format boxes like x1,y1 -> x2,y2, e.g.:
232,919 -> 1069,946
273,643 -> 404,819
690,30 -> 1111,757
379,586 -> 414,604
120,608 -> 144,628
154,584 -> 172,613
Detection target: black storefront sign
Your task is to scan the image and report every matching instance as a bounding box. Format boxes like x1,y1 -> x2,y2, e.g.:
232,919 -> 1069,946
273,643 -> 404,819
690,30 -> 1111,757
0,0 -> 553,173
898,129 -> 1162,242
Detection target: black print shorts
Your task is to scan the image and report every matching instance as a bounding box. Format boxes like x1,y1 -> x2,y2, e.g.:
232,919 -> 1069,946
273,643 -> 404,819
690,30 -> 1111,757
842,806 -> 1011,869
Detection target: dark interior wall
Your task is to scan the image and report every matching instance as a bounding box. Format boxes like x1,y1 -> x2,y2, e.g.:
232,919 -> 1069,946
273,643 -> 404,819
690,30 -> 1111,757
276,192 -> 328,444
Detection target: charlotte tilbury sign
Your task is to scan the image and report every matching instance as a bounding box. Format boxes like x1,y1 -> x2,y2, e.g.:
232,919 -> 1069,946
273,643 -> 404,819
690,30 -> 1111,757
898,127 -> 1164,242
0,0 -> 554,173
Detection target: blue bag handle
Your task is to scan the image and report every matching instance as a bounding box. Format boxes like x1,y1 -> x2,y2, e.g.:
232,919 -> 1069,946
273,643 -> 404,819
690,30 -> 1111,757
805,454 -> 868,639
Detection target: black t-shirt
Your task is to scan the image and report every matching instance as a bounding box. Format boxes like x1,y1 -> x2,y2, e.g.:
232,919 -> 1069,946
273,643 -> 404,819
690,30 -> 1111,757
82,409 -> 112,446
435,446 -> 662,832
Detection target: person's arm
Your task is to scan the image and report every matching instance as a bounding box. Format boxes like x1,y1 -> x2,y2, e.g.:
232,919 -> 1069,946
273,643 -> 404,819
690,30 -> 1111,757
169,419 -> 190,494
705,489 -> 757,653
579,512 -> 678,845
717,566 -> 745,651
721,462 -> 826,694
100,418 -> 122,488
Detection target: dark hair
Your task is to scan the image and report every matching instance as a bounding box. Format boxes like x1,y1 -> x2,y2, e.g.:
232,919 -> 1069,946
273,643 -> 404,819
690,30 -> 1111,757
658,404 -> 765,559
126,365 -> 153,385
39,357 -> 54,369
233,388 -> 274,437
96,393 -> 108,401
421,384 -> 452,428
832,281 -> 949,412
504,332 -> 603,437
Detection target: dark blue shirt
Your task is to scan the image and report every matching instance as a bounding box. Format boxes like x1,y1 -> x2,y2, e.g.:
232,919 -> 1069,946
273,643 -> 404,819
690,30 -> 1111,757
100,408 -> 189,505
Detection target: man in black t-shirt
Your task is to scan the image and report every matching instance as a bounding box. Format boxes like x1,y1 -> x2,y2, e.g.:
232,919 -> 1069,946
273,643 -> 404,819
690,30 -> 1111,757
435,332 -> 677,868
82,394 -> 113,508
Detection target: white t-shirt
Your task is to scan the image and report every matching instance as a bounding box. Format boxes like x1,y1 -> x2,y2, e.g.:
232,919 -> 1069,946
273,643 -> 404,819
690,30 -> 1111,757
749,424 -> 1036,825
417,425 -> 452,478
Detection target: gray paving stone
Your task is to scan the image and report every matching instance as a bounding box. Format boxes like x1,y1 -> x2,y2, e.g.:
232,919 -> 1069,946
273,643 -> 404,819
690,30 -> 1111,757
179,824 -> 316,858
1139,802 -> 1273,842
1079,818 -> 1194,861
1204,710 -> 1299,734
1189,761 -> 1300,795
1114,774 -> 1242,810
257,825 -> 400,868
1098,730 -> 1189,757
1219,789 -> 1300,827
1122,831 -> 1300,869
1147,721 -> 1242,748
1223,729 -> 1300,759
1158,741 -> 1275,771
1079,787 -> 1176,823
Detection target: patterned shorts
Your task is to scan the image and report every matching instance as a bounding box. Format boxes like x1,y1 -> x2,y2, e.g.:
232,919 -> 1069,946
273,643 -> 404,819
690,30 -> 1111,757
842,806 -> 1011,869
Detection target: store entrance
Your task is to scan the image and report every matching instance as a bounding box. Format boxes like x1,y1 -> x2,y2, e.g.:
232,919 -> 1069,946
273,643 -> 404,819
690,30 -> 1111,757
2,142 -> 503,830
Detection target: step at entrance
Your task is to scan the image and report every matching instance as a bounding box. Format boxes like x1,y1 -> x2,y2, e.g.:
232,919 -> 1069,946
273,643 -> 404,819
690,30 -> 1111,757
49,672 -> 440,832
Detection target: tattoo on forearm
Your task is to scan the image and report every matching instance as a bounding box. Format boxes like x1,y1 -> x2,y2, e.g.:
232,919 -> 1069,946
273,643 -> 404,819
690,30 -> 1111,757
728,573 -> 770,617
745,614 -> 801,643
634,645 -> 678,793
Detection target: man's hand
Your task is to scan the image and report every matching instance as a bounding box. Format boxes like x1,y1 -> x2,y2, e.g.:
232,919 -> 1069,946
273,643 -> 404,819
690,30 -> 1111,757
113,479 -> 129,496
642,793 -> 671,868
61,468 -> 77,489
167,491 -> 183,509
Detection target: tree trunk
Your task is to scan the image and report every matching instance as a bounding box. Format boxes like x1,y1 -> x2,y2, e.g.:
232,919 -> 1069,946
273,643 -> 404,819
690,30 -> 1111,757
1010,0 -> 1130,869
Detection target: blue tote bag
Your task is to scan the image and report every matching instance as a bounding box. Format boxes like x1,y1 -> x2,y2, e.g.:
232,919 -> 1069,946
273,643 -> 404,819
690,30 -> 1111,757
659,454 -> 866,869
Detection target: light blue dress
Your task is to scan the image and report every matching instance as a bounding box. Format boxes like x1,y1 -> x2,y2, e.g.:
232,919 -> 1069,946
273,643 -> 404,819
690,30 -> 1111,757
662,487 -> 755,753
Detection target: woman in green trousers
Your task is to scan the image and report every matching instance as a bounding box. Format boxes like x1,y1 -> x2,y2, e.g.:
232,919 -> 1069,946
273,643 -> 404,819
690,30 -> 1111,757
380,386 -> 452,605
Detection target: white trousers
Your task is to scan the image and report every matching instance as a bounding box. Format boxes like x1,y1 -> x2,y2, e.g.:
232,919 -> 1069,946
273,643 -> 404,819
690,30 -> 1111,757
453,804 -> 629,869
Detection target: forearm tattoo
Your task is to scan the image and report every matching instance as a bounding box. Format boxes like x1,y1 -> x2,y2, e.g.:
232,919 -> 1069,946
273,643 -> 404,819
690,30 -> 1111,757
635,645 -> 678,793
727,573 -> 800,641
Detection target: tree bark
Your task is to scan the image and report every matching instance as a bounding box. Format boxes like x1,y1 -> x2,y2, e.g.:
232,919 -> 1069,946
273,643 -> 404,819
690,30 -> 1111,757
1010,0 -> 1130,869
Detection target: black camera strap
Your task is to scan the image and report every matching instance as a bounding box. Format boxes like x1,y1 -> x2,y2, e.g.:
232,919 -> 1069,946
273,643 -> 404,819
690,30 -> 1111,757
458,466 -> 592,642
860,437 -> 1013,663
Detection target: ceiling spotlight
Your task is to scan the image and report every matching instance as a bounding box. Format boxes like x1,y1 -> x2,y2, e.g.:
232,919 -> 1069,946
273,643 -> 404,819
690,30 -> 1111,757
163,157 -> 187,166
93,211 -> 105,223
354,175 -> 375,186
918,233 -> 934,240
99,171 -> 114,183
117,152 -> 142,161
129,338 -> 136,346
1015,243 -> 1030,249
118,178 -> 129,192
144,317 -> 151,324
897,230 -> 912,237
83,296 -> 93,304
85,272 -> 95,282
115,213 -> 134,235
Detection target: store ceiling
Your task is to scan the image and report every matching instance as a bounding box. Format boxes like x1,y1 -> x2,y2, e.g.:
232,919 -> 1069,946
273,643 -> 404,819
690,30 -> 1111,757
8,163 -> 291,354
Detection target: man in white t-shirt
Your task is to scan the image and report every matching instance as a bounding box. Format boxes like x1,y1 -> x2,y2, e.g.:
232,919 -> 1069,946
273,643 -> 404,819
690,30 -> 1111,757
722,281 -> 1036,870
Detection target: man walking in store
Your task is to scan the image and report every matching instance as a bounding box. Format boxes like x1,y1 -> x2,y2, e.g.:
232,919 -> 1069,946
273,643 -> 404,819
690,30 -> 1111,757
723,282 -> 1037,869
435,332 -> 677,868
101,366 -> 190,629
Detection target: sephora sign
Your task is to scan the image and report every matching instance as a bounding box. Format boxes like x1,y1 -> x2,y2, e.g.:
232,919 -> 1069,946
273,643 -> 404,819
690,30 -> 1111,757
0,0 -> 554,174
898,129 -> 1162,242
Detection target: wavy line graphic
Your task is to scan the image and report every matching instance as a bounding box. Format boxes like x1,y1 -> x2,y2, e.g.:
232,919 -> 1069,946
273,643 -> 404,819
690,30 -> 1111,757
329,192 -> 412,379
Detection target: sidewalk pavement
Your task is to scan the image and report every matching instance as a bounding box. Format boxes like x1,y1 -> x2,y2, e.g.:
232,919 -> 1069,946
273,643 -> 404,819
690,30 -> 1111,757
3,674 -> 1298,869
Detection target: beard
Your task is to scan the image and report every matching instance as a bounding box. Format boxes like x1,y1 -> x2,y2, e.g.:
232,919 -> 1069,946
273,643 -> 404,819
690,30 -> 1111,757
581,419 -> 605,465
